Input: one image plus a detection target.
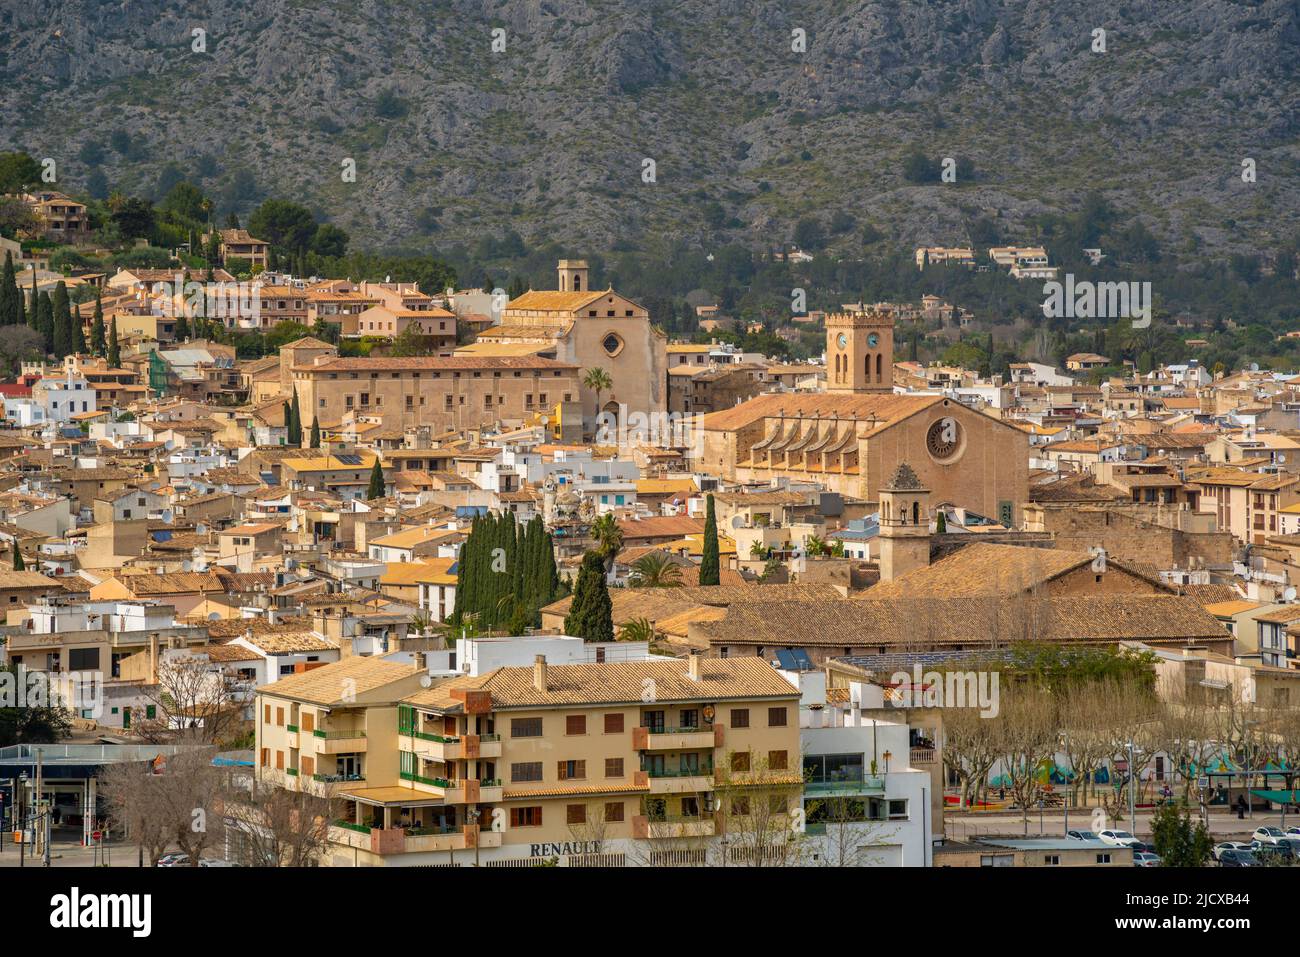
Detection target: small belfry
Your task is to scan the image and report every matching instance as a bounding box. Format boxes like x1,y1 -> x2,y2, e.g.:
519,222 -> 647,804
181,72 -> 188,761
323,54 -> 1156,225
878,462 -> 932,582
825,310 -> 894,393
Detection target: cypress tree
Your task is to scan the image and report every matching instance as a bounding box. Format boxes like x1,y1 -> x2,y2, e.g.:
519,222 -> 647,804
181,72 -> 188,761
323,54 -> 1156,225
11,539 -> 23,571
310,414 -> 320,449
0,251 -> 16,326
72,302 -> 87,355
289,388 -> 302,445
699,493 -> 720,585
38,292 -> 55,354
91,295 -> 106,356
51,282 -> 71,356
367,456 -> 385,499
174,312 -> 190,342
108,316 -> 121,367
565,552 -> 613,642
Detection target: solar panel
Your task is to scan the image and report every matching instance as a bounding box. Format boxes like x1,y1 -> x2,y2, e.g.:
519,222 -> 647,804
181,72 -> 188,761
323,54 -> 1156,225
774,648 -> 814,672
336,454 -> 362,465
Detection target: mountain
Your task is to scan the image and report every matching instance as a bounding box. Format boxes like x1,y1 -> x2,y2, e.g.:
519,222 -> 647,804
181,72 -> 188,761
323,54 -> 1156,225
2,0 -> 1298,257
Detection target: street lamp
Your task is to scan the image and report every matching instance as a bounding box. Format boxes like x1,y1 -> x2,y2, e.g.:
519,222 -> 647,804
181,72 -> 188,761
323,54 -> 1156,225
17,771 -> 27,868
882,750 -> 892,775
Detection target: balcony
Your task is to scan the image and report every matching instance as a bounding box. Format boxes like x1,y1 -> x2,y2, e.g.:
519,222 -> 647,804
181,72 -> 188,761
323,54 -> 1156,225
636,765 -> 715,795
313,772 -> 365,785
633,725 -> 721,752
443,778 -> 505,805
313,728 -> 368,754
804,775 -> 886,796
399,731 -> 463,762
910,747 -> 936,766
632,814 -> 718,840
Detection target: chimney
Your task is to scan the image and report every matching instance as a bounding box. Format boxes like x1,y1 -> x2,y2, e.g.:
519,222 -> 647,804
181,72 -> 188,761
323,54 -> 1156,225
533,655 -> 548,693
414,651 -> 427,671
688,651 -> 702,682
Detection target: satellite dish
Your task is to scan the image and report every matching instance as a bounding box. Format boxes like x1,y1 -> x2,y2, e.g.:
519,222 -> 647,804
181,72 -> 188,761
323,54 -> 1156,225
1286,587 -> 1297,603
730,515 -> 746,530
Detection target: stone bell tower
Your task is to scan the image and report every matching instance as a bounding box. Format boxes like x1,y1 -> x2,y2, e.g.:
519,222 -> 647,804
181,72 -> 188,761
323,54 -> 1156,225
826,310 -> 894,393
557,259 -> 589,293
878,462 -> 931,582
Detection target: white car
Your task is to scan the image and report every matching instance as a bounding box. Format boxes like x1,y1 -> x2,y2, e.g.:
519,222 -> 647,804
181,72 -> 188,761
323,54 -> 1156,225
1098,829 -> 1141,848
1133,851 -> 1162,867
198,858 -> 236,867
1285,827 -> 1300,838
1213,841 -> 1254,861
1252,826 -> 1286,845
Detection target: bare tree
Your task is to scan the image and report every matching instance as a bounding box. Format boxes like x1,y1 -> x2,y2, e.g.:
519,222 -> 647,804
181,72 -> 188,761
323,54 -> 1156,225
941,700 -> 999,810
712,749 -> 806,866
99,747 -> 220,865
1057,682 -> 1114,810
137,651 -> 243,745
99,760 -> 173,866
218,776 -> 336,866
991,688 -> 1060,835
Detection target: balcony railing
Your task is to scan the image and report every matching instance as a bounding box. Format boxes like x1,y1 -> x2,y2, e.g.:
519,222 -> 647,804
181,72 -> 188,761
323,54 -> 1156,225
286,724 -> 299,733
645,764 -> 713,778
400,771 -> 450,788
910,747 -> 936,765
409,730 -> 459,744
333,819 -> 371,834
314,773 -> 364,783
286,768 -> 299,776
804,775 -> 885,794
646,724 -> 714,735
314,729 -> 367,739
479,778 -> 503,788
479,734 -> 501,742
405,824 -> 458,836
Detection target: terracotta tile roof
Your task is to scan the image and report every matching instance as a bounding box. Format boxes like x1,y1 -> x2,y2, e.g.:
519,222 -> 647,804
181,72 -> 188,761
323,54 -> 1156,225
866,542 -> 1171,599
256,655 -> 420,704
695,595 -> 1230,647
700,392 -> 940,433
293,356 -> 577,373
436,657 -> 799,709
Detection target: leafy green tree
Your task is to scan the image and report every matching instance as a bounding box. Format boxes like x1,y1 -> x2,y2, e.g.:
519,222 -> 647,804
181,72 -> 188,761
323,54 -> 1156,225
109,197 -> 156,241
0,152 -> 41,193
590,512 -> 623,570
582,367 -> 612,425
699,493 -> 720,585
1150,801 -> 1213,867
565,552 -> 614,642
367,457 -> 386,499
248,200 -> 318,254
0,665 -> 72,747
0,251 -> 18,327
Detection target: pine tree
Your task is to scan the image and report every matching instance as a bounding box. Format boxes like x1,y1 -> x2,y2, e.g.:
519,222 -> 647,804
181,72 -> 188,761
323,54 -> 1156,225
310,415 -> 320,449
367,457 -> 385,499
288,388 -> 303,445
51,282 -> 71,356
699,493 -> 720,585
108,316 -> 121,367
90,295 -> 105,356
11,539 -> 23,571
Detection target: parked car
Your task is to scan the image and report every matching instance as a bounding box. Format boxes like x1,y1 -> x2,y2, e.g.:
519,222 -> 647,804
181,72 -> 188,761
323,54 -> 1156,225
1286,827 -> 1300,838
1098,830 -> 1141,847
1129,841 -> 1155,854
1253,826 -> 1286,845
198,858 -> 236,867
1066,830 -> 1099,841
1213,841 -> 1254,861
1133,851 -> 1162,867
1219,849 -> 1259,867
156,853 -> 191,867
1250,839 -> 1297,863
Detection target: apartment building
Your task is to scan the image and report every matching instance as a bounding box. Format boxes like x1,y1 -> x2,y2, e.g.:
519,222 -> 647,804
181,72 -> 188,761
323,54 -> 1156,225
255,651 -> 802,866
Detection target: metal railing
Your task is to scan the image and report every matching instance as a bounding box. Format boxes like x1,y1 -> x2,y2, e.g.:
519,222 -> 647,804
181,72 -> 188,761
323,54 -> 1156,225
314,773 -> 364,783
314,729 -> 367,739
645,764 -> 714,778
333,819 -> 370,834
400,771 -> 450,788
645,724 -> 714,735
804,775 -> 885,793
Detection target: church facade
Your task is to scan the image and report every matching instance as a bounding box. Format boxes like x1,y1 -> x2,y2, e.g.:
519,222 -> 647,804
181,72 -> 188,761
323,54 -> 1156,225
463,261 -> 668,428
698,311 -> 1029,525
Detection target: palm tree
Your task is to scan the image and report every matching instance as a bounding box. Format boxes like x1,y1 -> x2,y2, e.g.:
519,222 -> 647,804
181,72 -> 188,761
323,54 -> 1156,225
628,552 -> 684,588
590,512 -> 623,570
805,535 -> 826,557
582,366 -> 613,425
618,617 -> 657,643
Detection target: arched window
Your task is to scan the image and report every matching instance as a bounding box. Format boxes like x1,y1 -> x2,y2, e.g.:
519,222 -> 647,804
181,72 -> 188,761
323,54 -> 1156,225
912,501 -> 919,525
876,353 -> 883,380
573,274 -> 582,291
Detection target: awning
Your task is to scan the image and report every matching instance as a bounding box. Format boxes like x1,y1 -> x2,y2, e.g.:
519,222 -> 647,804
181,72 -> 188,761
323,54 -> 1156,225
1250,789 -> 1300,805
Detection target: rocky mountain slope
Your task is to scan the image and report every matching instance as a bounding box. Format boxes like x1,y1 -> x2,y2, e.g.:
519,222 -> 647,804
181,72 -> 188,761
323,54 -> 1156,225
2,0 -> 1298,256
